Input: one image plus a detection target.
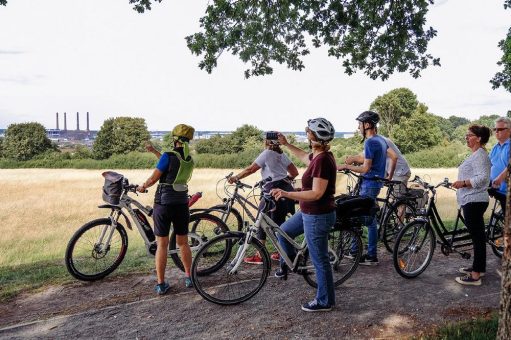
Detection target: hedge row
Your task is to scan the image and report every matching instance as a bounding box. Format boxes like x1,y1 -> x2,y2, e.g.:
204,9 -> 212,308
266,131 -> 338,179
0,141 -> 472,169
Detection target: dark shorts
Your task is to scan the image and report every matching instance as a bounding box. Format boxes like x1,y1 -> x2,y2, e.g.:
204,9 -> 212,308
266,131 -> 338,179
153,203 -> 190,237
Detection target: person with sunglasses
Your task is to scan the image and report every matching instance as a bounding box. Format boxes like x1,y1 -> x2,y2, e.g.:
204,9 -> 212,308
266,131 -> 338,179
489,117 -> 511,216
452,125 -> 491,286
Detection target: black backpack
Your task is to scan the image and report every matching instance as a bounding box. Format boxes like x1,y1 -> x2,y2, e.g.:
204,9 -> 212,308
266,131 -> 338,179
102,171 -> 124,205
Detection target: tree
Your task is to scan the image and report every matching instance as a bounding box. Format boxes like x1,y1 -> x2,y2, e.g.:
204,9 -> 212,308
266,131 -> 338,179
130,0 -> 440,79
473,114 -> 500,129
369,88 -> 419,137
92,117 -> 150,159
392,103 -> 442,153
448,115 -> 470,128
0,137 -> 3,158
2,122 -> 54,160
496,2 -> 511,338
229,124 -> 263,153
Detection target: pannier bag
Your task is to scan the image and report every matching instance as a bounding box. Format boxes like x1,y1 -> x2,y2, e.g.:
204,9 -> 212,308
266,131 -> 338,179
407,184 -> 429,209
335,194 -> 378,220
102,171 -> 124,205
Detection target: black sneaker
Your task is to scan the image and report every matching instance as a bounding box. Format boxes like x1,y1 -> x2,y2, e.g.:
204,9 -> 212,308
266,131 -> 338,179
344,251 -> 359,260
458,267 -> 485,277
359,254 -> 379,266
274,266 -> 288,279
301,300 -> 332,312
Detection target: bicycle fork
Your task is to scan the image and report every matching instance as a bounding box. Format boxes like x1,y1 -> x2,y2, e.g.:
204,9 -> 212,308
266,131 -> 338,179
227,231 -> 256,274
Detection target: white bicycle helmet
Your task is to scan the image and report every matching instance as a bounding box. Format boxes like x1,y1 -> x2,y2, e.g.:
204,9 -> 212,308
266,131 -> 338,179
307,117 -> 335,143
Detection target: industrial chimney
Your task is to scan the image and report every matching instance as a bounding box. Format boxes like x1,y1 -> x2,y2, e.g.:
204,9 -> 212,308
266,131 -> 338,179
76,112 -> 80,131
64,112 -> 67,131
56,112 -> 59,130
86,112 -> 90,131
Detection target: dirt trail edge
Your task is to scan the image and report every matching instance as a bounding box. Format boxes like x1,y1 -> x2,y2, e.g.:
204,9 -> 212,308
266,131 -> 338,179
0,251 -> 501,339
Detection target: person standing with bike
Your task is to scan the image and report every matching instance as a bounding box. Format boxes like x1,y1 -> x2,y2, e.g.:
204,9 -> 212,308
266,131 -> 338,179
271,117 -> 337,312
137,124 -> 195,295
228,133 -> 299,264
452,124 -> 491,286
337,111 -> 397,265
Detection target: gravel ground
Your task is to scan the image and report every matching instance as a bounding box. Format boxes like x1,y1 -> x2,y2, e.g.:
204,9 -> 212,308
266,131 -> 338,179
0,248 -> 502,339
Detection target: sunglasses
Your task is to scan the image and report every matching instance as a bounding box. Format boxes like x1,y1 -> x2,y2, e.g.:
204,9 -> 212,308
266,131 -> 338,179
493,127 -> 509,132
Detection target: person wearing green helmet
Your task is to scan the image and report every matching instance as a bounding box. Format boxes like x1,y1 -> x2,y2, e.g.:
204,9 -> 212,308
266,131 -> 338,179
138,124 -> 195,295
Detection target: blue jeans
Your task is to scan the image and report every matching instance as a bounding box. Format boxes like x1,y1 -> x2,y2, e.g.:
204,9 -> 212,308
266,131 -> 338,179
278,211 -> 336,307
360,185 -> 382,257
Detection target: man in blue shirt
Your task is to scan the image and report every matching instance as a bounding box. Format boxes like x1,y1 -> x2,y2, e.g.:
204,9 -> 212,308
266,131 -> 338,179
337,111 -> 396,265
489,117 -> 511,215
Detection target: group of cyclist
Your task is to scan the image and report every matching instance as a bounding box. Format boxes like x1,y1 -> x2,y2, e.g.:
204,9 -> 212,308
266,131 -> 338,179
138,112 -> 510,311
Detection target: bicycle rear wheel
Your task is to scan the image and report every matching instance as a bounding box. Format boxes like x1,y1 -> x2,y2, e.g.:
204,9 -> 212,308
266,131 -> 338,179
209,204 -> 244,231
487,214 -> 504,258
192,233 -> 270,305
65,218 -> 128,281
169,213 -> 229,272
382,201 -> 416,253
393,220 -> 435,278
302,228 -> 362,288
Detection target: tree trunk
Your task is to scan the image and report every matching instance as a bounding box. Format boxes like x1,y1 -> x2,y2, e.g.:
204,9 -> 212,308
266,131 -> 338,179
497,142 -> 511,339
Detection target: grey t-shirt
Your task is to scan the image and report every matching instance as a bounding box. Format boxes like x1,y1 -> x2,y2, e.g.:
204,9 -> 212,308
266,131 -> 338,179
383,137 -> 411,177
254,149 -> 292,182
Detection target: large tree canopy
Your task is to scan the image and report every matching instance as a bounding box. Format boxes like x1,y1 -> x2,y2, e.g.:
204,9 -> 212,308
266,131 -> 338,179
129,0 -> 439,79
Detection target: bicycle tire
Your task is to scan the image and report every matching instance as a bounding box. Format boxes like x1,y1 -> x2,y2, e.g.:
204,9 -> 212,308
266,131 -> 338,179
191,232 -> 270,305
382,200 -> 417,253
392,220 -> 436,279
169,213 -> 229,272
302,228 -> 362,288
65,218 -> 128,281
209,204 -> 244,231
488,214 -> 504,258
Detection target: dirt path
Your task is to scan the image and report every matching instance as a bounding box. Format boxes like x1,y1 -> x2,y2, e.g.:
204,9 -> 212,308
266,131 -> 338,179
0,250 -> 502,339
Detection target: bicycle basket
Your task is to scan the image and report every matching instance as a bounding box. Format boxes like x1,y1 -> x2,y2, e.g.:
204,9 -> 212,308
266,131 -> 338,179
102,171 -> 124,205
407,185 -> 429,209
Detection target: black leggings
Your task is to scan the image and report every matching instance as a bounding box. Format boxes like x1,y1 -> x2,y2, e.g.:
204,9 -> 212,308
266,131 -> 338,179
462,201 -> 489,273
257,198 -> 292,240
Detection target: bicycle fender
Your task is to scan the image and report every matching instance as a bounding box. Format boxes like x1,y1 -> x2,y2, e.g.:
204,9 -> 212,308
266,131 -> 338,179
98,204 -> 133,230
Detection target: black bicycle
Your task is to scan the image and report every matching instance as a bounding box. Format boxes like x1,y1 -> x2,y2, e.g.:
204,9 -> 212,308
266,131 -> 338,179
338,170 -> 421,252
392,177 -> 504,278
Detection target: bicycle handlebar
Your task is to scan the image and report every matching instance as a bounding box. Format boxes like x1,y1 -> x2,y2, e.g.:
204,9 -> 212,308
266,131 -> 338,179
338,169 -> 401,185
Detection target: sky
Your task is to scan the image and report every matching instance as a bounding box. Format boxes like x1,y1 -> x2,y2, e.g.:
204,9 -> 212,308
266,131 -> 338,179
0,0 -> 510,132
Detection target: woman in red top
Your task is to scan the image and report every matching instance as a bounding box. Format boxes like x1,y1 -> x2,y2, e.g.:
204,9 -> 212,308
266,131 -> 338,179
271,117 -> 337,312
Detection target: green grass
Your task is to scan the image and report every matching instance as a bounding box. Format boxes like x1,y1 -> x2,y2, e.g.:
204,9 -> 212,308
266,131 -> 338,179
0,244 -> 155,302
420,313 -> 498,340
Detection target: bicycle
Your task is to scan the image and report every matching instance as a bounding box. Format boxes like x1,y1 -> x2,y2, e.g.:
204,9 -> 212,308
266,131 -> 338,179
392,177 -> 504,279
190,187 -> 366,305
337,170 -> 421,253
486,189 -> 505,258
65,175 -> 229,281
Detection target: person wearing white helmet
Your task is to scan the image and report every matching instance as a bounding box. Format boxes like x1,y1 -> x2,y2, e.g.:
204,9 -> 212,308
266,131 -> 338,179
271,117 -> 337,312
337,111 -> 397,266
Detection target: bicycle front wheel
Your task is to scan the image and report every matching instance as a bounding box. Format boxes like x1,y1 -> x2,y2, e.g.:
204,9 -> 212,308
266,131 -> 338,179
65,218 -> 128,281
393,220 -> 435,279
382,201 -> 416,253
303,228 -> 362,288
192,233 -> 270,305
169,213 -> 229,272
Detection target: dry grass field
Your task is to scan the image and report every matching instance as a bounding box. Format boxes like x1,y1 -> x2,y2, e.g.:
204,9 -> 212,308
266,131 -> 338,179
0,167 -> 471,299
